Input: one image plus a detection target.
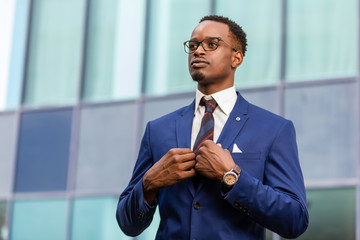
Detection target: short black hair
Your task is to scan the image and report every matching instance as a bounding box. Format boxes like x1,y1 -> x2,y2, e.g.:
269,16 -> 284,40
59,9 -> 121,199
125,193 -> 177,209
200,15 -> 247,56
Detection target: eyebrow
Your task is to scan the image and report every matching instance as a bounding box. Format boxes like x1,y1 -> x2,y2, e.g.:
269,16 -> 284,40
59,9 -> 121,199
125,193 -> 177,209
189,36 -> 221,41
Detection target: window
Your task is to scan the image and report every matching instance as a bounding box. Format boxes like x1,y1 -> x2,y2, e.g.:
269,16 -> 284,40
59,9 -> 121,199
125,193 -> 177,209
82,0 -> 145,102
15,109 -> 72,192
284,82 -> 358,181
145,0 -> 211,95
285,0 -> 358,81
0,114 -> 17,197
71,197 -> 132,239
215,0 -> 282,87
76,103 -> 137,192
24,0 -> 85,107
282,188 -> 355,240
11,199 -> 67,240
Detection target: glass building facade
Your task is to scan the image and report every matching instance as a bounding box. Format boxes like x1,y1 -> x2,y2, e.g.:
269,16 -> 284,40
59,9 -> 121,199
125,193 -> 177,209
0,0 -> 359,239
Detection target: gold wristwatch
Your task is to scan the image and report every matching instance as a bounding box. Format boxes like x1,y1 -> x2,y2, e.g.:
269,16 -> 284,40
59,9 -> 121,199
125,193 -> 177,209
222,165 -> 241,188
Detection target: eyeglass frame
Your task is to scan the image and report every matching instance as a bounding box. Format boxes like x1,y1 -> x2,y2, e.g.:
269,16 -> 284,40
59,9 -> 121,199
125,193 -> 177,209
183,37 -> 238,54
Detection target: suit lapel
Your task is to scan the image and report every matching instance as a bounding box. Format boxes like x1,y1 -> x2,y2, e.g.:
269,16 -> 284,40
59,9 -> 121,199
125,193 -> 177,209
175,100 -> 196,196
217,93 -> 249,149
175,100 -> 194,149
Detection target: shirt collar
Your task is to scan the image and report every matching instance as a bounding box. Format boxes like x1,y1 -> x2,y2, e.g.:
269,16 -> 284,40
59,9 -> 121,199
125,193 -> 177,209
195,86 -> 237,116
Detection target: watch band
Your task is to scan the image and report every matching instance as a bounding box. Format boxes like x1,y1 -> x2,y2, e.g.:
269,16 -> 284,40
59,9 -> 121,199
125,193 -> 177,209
232,164 -> 241,176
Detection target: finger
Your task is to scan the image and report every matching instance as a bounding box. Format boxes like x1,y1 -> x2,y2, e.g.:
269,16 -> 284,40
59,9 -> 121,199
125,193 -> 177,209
195,154 -> 204,163
167,148 -> 194,156
178,152 -> 196,162
180,159 -> 196,170
194,162 -> 203,172
196,144 -> 212,156
203,140 -> 216,146
182,168 -> 196,178
217,143 -> 222,147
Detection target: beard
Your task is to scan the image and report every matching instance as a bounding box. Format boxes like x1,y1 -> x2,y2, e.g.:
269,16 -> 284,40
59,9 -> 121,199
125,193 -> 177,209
191,71 -> 205,82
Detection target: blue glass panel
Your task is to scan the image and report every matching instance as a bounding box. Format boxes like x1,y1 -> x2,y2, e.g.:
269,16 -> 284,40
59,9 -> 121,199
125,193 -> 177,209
11,199 -> 67,240
143,96 -> 194,128
241,89 -> 278,114
71,197 -> 131,240
76,103 -> 137,191
284,82 -> 358,181
15,109 -> 72,192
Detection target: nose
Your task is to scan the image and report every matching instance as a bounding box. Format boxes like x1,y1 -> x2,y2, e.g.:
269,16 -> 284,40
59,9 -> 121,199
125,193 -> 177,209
194,43 -> 206,56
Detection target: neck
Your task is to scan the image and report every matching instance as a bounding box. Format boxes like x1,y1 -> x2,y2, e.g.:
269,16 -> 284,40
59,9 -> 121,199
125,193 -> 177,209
197,82 -> 234,95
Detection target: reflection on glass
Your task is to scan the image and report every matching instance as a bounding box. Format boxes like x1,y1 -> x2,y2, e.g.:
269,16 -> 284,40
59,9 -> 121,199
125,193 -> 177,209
11,199 -> 67,240
284,83 -> 358,181
82,0 -> 145,102
0,0 -> 17,110
145,0 -> 210,95
215,0 -> 281,87
71,197 -> 132,240
282,188 -> 355,240
7,0 -> 30,110
24,0 -> 85,107
15,109 -> 72,192
75,103 -> 137,192
286,0 -> 358,81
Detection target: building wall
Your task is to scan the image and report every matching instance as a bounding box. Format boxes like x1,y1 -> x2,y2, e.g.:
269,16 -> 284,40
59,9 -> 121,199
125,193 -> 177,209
0,0 -> 359,239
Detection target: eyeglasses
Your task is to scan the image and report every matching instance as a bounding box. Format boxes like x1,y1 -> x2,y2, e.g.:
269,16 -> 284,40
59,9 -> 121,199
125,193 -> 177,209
183,37 -> 238,54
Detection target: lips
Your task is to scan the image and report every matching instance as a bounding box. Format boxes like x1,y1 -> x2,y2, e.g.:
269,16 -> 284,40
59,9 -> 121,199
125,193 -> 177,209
191,58 -> 209,68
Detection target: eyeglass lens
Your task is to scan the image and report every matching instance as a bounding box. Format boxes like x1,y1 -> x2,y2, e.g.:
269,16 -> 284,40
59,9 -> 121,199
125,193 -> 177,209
185,38 -> 220,53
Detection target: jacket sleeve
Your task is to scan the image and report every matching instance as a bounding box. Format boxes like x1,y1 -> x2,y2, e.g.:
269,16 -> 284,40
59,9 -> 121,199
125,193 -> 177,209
116,122 -> 157,237
224,120 -> 309,239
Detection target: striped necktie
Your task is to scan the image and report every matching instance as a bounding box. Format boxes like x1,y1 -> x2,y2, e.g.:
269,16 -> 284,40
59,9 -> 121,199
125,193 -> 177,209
192,97 -> 217,189
193,97 -> 218,154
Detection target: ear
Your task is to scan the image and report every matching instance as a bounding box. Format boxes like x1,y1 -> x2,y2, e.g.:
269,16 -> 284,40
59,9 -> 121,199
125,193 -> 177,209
231,51 -> 243,69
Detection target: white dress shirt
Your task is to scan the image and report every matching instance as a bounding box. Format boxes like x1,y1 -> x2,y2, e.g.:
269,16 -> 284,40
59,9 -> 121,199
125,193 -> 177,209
191,86 -> 237,150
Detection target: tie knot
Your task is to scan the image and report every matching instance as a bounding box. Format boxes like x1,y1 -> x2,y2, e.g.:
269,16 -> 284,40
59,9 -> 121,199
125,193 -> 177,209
200,97 -> 217,113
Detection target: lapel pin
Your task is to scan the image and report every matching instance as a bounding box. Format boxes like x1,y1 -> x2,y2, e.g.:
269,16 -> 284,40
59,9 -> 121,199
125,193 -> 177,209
235,117 -> 241,121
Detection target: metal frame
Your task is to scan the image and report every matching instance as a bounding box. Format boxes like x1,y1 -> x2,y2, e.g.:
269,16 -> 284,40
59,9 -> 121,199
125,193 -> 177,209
5,0 -> 34,239
1,0 -> 359,239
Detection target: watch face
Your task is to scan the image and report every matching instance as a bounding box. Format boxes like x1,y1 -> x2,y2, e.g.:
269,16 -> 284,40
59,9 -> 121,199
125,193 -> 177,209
224,173 -> 237,185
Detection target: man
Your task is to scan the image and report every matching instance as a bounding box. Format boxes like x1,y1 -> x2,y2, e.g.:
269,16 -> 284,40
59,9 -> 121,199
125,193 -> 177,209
117,15 -> 308,239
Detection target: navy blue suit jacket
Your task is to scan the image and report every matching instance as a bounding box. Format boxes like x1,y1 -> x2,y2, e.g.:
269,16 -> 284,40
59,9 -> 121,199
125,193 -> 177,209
117,93 -> 308,240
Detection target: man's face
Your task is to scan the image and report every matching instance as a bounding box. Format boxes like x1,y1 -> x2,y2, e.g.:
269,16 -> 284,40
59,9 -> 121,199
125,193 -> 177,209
188,20 -> 237,87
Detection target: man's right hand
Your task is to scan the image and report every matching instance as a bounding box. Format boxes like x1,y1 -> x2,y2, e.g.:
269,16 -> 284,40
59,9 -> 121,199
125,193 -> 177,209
142,148 -> 196,204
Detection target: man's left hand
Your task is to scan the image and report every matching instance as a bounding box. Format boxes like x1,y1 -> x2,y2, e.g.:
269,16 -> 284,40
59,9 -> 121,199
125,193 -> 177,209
195,140 -> 236,181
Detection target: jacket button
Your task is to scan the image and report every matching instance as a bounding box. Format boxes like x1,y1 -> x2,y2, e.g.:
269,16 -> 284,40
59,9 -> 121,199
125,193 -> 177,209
193,202 -> 200,210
